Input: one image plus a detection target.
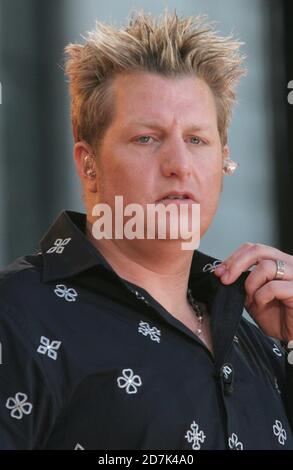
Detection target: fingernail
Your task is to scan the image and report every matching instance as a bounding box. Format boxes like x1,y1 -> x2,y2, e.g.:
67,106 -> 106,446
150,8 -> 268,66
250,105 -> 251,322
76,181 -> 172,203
214,264 -> 226,275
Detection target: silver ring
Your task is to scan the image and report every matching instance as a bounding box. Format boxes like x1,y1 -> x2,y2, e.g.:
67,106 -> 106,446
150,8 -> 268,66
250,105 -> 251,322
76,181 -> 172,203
275,259 -> 285,280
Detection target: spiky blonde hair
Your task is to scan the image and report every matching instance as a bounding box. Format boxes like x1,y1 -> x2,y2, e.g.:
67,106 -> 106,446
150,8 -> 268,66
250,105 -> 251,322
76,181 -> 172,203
64,9 -> 246,148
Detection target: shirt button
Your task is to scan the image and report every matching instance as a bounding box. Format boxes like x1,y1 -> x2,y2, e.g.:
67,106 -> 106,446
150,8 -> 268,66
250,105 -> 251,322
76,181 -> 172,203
220,363 -> 234,396
274,377 -> 281,394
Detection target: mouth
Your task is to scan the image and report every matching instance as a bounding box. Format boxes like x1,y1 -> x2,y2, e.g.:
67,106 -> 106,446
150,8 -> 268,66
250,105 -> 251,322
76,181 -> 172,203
155,192 -> 196,204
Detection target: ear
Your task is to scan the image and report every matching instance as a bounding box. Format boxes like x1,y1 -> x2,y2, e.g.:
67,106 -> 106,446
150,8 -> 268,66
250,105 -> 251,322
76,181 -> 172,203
222,144 -> 230,161
74,141 -> 97,193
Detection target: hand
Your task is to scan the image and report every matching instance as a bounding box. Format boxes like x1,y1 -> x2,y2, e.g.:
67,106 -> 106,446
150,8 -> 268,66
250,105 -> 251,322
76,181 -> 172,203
214,243 -> 293,343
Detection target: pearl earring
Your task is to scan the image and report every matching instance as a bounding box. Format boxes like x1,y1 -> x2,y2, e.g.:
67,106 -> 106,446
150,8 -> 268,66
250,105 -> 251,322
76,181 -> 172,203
222,157 -> 239,175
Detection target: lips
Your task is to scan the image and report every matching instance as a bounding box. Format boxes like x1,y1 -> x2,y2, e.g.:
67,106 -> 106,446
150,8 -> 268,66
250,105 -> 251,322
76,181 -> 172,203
155,191 -> 196,203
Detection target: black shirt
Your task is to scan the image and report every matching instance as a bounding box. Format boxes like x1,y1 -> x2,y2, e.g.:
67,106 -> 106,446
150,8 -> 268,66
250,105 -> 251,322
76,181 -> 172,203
0,210 -> 293,450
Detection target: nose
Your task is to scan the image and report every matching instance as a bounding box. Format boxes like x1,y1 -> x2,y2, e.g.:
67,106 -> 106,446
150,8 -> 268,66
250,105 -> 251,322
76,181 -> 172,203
159,137 -> 193,180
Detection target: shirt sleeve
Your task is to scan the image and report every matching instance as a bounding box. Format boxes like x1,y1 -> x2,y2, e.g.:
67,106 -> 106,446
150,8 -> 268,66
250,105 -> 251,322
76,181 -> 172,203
0,299 -> 59,449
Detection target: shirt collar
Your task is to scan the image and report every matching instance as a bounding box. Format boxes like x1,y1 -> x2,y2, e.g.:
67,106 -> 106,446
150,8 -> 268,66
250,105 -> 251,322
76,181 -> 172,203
40,210 -> 250,367
39,210 -> 230,285
40,210 -> 113,282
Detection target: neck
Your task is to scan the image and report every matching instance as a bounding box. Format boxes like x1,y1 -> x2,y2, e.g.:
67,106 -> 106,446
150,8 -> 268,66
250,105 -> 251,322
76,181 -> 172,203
86,219 -> 194,314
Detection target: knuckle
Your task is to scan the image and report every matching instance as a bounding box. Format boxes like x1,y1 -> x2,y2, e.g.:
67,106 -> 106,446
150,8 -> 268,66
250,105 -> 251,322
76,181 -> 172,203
254,290 -> 263,305
261,259 -> 271,269
245,285 -> 253,298
244,276 -> 252,291
265,282 -> 274,295
241,242 -> 253,250
253,242 -> 263,252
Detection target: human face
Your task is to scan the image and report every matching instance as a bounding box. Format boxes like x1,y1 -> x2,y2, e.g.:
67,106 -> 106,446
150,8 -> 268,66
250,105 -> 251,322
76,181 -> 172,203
94,71 -> 225,240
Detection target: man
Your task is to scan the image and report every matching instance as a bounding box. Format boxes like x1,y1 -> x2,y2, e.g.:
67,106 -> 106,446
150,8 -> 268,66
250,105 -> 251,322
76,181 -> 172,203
0,10 -> 293,450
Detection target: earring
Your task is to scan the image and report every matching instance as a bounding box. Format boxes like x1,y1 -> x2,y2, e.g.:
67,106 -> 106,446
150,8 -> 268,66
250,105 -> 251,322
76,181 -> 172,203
222,157 -> 239,175
83,154 -> 96,179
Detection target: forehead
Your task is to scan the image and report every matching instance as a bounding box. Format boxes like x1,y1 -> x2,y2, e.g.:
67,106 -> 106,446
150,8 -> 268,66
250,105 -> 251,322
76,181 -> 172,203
110,71 -> 217,128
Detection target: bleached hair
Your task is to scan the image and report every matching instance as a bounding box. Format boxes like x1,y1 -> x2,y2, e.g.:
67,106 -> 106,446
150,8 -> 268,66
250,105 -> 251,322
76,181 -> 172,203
64,9 -> 246,148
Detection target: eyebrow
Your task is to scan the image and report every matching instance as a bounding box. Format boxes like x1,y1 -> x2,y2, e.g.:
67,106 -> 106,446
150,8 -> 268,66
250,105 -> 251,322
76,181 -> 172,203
126,120 -> 212,132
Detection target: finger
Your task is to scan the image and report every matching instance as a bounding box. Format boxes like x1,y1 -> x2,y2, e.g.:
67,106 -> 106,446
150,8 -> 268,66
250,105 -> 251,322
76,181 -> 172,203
214,242 -> 261,279
251,280 -> 293,311
244,259 -> 291,304
214,243 -> 290,284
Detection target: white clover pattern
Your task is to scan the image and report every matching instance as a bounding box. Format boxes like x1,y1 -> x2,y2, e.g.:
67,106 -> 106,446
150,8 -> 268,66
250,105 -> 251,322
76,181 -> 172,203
37,336 -> 62,360
74,443 -> 85,450
185,421 -> 206,450
117,368 -> 142,394
273,419 -> 287,445
5,393 -> 33,420
54,284 -> 78,302
272,344 -> 283,357
202,260 -> 222,273
138,321 -> 161,343
46,237 -> 71,254
228,433 -> 243,450
222,365 -> 233,380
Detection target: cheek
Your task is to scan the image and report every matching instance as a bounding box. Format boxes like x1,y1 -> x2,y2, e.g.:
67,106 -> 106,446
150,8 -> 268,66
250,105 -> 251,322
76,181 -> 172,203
99,159 -> 150,202
200,163 -> 222,194
199,169 -> 222,215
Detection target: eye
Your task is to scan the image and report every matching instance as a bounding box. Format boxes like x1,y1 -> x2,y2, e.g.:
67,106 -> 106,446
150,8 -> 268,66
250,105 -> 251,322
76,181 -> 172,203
135,135 -> 154,144
188,136 -> 202,145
